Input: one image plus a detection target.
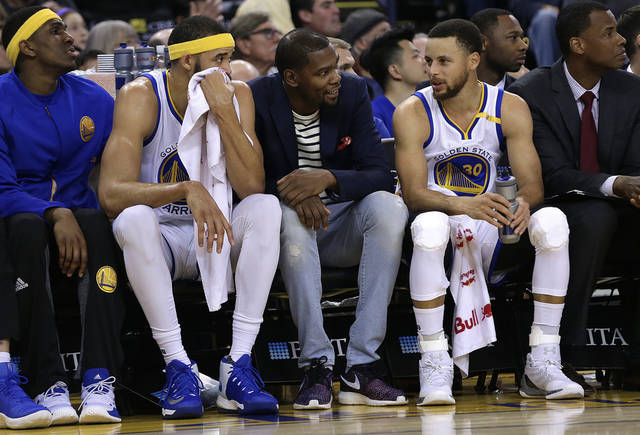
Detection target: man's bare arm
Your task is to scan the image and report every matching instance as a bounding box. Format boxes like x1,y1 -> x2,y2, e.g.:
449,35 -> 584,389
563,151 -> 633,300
201,73 -> 265,198
394,96 -> 512,228
98,79 -> 188,217
98,77 -> 234,253
501,92 -> 544,208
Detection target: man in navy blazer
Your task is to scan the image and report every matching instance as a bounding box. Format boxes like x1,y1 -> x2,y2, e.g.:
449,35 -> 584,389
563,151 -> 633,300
509,1 -> 640,389
250,29 -> 409,409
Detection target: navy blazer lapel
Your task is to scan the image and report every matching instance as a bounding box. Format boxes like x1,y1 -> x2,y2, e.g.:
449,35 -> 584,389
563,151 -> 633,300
319,104 -> 339,160
270,77 -> 298,169
550,60 -> 581,161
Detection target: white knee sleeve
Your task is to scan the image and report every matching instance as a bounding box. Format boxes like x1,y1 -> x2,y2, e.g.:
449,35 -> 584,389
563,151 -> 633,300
528,207 -> 569,252
411,211 -> 450,251
112,205 -> 159,250
410,212 -> 450,301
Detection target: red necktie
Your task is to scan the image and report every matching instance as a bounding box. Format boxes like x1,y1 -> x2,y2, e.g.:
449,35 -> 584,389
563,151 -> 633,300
579,91 -> 600,173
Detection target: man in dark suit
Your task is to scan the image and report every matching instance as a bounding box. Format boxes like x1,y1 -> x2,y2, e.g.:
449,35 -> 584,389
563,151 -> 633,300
509,1 -> 640,388
471,8 -> 529,88
249,29 -> 409,409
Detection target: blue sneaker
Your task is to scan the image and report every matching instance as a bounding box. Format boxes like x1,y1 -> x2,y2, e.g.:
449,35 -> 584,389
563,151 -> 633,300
161,360 -> 203,419
79,368 -> 121,424
216,355 -> 278,415
0,362 -> 52,429
34,381 -> 78,425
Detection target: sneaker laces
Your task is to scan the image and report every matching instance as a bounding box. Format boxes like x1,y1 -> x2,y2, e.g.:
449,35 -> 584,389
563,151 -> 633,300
39,381 -> 70,406
301,356 -> 332,390
529,357 -> 564,383
0,371 -> 31,402
79,376 -> 116,411
164,365 -> 204,401
228,362 -> 266,395
420,359 -> 453,386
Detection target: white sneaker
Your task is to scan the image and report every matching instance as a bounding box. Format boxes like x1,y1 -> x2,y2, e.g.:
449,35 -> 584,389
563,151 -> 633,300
34,381 -> 78,425
519,353 -> 584,400
417,351 -> 455,406
78,368 -> 121,424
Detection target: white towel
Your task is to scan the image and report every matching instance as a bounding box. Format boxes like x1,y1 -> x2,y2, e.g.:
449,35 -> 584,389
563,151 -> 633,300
177,67 -> 237,312
430,185 -> 497,378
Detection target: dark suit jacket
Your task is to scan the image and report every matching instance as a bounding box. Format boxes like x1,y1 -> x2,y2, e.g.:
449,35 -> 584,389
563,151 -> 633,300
249,73 -> 394,202
508,59 -> 640,197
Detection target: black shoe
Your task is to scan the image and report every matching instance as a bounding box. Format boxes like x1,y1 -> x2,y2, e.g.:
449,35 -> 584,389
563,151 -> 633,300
338,363 -> 407,406
561,362 -> 595,396
293,357 -> 333,410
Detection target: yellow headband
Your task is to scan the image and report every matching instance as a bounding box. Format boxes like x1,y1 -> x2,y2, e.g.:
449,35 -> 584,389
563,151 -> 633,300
168,33 -> 235,61
6,8 -> 61,66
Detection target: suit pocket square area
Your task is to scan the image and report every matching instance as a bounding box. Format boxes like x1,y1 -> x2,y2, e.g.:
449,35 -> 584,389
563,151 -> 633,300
337,136 -> 352,151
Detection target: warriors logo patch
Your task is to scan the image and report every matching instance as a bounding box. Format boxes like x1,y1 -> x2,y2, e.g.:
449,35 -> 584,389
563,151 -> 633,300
96,266 -> 117,293
434,153 -> 490,196
79,116 -> 96,142
158,150 -> 190,205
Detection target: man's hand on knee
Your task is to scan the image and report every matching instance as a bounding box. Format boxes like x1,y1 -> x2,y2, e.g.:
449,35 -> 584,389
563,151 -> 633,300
185,181 -> 234,253
295,196 -> 330,231
44,207 -> 88,278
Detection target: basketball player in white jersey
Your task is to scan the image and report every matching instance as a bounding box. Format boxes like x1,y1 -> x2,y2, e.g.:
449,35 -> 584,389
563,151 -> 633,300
98,16 -> 280,418
394,18 -> 584,405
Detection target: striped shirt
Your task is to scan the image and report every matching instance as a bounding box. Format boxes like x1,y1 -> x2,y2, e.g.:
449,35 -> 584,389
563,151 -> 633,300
293,110 -> 330,203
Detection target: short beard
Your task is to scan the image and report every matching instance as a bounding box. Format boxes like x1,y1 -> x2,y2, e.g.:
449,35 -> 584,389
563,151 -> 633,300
433,69 -> 468,101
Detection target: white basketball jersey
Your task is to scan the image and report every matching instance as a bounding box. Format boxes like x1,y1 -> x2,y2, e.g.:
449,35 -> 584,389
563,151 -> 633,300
414,82 -> 505,196
139,70 -> 192,222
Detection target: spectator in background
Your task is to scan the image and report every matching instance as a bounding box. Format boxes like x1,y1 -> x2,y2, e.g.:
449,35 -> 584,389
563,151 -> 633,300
509,0 -> 561,66
234,0 -> 295,35
149,28 -> 172,47
413,32 -> 428,58
328,36 -> 356,74
75,48 -> 102,70
231,12 -> 282,76
471,8 -> 529,88
290,0 -> 341,37
361,27 -> 428,137
56,7 -> 87,51
341,8 -> 391,99
230,58 -> 260,81
86,20 -> 139,54
188,0 -> 223,21
617,5 -> 640,75
0,4 -> 11,74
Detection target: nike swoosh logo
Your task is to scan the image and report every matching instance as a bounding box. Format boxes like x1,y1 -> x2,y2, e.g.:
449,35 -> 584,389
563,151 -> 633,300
341,375 -> 360,390
167,396 -> 185,405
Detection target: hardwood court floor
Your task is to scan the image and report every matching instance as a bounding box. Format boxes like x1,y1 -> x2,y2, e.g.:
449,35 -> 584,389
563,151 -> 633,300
8,378 -> 640,434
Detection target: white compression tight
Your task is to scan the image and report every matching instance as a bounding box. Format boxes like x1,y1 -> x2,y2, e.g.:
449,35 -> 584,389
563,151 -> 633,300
113,194 -> 281,365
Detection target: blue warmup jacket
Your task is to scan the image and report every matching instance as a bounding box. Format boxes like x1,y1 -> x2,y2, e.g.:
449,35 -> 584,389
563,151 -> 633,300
0,71 -> 114,218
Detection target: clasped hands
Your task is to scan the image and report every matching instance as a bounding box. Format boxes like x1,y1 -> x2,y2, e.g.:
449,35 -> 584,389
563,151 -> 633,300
277,169 -> 337,230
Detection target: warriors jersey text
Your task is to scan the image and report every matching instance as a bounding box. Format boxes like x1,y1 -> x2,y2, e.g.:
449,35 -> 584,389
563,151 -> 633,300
413,82 -> 505,196
139,70 -> 192,222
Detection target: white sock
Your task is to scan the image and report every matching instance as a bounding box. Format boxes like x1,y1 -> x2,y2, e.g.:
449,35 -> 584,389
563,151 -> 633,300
153,327 -> 190,366
0,352 -> 10,363
229,312 -> 262,362
413,305 -> 445,337
531,300 -> 564,360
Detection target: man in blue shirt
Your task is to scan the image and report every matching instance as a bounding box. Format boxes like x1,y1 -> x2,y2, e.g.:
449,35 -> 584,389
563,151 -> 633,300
361,27 -> 429,138
0,6 -> 123,426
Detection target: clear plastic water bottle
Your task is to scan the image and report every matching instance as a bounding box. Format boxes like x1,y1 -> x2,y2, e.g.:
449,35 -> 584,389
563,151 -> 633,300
114,43 -> 134,94
164,46 -> 170,69
495,174 -> 520,244
135,43 -> 156,75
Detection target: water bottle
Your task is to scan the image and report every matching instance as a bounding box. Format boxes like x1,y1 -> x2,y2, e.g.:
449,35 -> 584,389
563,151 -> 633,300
164,46 -> 170,69
495,174 -> 520,244
114,43 -> 134,94
135,43 -> 156,75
